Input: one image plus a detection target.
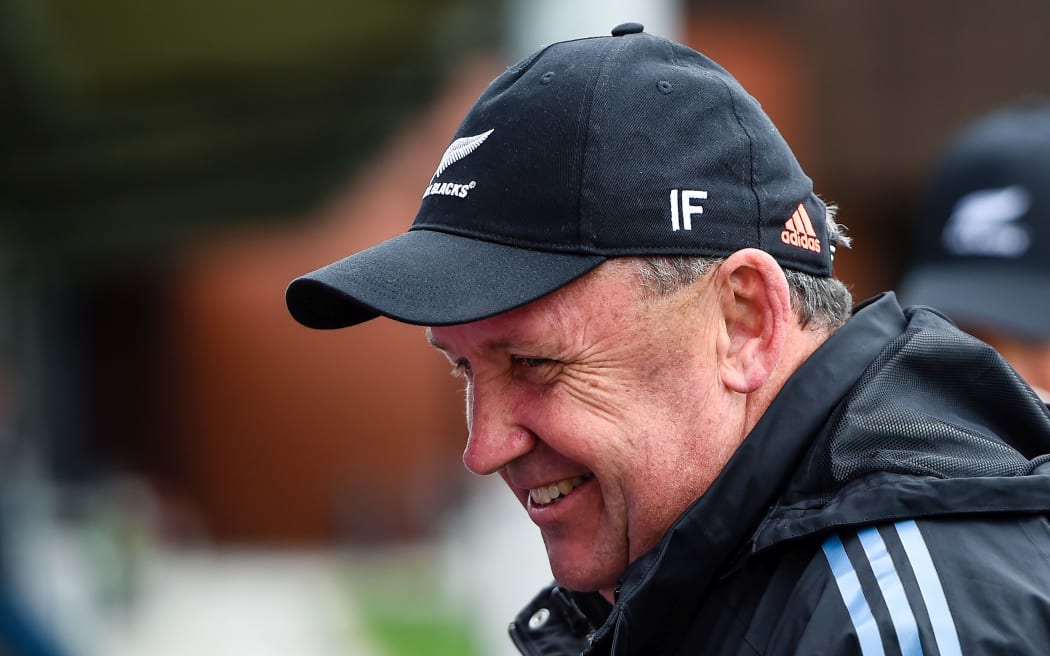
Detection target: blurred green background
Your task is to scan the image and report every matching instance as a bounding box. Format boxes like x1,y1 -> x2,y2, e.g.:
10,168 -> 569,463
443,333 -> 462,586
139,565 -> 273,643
0,0 -> 497,255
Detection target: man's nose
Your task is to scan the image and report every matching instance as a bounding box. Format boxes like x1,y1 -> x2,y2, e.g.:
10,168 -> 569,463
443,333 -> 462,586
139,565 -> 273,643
461,382 -> 535,475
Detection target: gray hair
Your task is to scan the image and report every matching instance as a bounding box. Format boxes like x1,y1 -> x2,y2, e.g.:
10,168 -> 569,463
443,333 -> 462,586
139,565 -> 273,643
630,205 -> 854,331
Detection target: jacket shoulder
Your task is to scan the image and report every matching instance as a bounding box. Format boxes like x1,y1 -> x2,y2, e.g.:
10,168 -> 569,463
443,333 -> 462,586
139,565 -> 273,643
717,516 -> 1050,655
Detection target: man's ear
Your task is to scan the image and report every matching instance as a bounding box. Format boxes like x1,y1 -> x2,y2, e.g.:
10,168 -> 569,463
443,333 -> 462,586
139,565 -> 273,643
715,248 -> 791,394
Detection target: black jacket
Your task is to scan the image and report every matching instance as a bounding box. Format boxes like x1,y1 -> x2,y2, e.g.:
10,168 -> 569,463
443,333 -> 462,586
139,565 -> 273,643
509,293 -> 1050,655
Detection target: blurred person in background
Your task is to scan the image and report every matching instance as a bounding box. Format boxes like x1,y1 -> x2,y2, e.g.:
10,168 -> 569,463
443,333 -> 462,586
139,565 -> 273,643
286,25 -> 1050,655
900,99 -> 1050,403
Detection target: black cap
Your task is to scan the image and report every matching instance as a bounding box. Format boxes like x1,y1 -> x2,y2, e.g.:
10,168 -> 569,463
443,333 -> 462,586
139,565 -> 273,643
900,99 -> 1050,340
287,25 -> 830,329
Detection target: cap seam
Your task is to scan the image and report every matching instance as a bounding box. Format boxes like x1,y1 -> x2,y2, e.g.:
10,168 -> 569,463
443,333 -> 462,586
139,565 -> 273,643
716,74 -> 762,251
577,36 -> 626,250
509,48 -> 554,91
408,223 -> 743,258
408,222 -> 597,254
411,222 -> 732,257
660,34 -> 679,66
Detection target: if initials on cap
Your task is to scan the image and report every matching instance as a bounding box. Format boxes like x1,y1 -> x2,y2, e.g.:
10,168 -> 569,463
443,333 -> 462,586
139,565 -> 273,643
670,189 -> 708,231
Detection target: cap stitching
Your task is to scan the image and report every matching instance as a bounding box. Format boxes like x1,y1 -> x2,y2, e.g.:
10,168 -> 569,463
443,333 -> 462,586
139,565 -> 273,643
715,75 -> 762,251
502,41 -> 561,85
411,220 -> 739,258
661,35 -> 679,66
577,36 -> 625,250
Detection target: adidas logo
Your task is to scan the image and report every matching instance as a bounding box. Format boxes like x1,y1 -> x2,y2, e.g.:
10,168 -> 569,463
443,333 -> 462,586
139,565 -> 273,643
781,203 -> 822,254
423,129 -> 494,200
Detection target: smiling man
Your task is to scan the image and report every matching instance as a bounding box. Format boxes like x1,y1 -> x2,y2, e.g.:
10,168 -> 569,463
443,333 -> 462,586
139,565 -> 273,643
287,24 -> 1050,656
424,252 -> 834,602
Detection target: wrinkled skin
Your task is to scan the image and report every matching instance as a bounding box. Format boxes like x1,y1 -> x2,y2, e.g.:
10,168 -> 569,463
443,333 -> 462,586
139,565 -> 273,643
428,250 -> 817,600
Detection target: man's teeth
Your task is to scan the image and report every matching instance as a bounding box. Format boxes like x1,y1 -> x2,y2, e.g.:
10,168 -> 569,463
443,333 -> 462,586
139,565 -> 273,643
529,475 -> 589,505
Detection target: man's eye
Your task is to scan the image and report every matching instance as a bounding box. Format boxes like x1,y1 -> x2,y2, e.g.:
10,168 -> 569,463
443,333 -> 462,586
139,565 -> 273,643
511,357 -> 560,382
513,356 -> 550,369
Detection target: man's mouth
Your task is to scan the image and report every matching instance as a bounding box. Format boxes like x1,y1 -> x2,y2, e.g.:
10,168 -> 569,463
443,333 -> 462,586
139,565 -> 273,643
528,473 -> 594,506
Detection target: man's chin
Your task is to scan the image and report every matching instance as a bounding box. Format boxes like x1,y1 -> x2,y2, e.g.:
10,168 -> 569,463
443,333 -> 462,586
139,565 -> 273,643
548,556 -> 622,597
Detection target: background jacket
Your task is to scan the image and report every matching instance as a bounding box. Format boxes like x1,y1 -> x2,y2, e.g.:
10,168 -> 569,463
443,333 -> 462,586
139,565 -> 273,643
509,293 -> 1050,655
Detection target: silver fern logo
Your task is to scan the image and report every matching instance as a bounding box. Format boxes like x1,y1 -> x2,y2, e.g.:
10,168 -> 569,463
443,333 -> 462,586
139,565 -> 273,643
432,129 -> 494,180
942,185 -> 1031,257
423,129 -> 494,199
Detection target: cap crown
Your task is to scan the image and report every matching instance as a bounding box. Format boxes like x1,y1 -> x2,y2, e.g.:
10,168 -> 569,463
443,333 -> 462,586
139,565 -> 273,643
412,29 -> 831,275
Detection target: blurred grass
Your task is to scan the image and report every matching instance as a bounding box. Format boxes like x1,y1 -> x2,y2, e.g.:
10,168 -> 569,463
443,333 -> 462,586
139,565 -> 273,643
341,547 -> 479,656
363,611 -> 477,656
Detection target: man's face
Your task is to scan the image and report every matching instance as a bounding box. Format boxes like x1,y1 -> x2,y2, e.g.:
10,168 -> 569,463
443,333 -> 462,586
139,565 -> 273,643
427,261 -> 747,597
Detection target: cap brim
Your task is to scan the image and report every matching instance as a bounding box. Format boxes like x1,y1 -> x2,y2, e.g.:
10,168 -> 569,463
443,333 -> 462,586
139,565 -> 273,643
286,229 -> 606,329
899,264 -> 1050,340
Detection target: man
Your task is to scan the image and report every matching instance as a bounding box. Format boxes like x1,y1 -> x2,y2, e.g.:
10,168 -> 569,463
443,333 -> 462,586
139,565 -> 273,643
287,24 -> 1050,655
900,100 -> 1050,402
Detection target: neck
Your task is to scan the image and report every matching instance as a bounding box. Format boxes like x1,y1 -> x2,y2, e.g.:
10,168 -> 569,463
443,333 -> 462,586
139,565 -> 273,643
743,323 -> 835,436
